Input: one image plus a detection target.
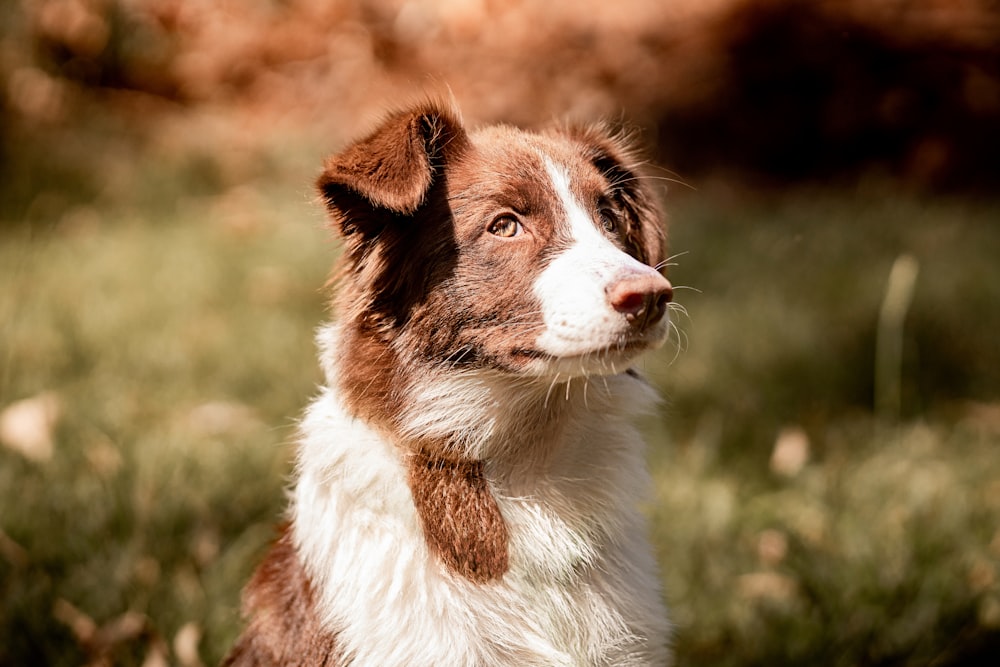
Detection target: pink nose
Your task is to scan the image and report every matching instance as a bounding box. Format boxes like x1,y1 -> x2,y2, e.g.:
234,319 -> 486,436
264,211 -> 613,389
607,272 -> 673,330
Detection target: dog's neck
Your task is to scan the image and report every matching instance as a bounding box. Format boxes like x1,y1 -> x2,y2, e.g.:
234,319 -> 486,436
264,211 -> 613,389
312,322 -> 659,583
319,322 -> 656,463
287,323 -> 668,664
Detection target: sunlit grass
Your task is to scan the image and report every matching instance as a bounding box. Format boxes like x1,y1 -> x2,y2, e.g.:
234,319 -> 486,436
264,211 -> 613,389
2,178 -> 999,665
647,418 -> 1000,666
1,187 -> 330,665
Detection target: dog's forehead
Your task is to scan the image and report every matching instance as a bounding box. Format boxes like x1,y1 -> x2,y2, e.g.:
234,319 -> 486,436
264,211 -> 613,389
457,126 -> 606,198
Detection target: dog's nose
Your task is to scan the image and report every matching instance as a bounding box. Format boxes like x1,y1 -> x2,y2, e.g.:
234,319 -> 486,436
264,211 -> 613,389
607,272 -> 673,329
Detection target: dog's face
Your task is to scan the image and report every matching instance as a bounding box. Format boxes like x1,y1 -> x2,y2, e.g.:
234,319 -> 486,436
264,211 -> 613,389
318,101 -> 672,380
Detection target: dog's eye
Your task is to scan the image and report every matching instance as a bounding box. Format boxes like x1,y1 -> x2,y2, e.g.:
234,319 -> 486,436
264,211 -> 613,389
488,216 -> 522,238
598,206 -> 621,234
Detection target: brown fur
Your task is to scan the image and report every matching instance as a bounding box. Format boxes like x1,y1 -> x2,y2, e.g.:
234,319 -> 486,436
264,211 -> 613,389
317,102 -> 469,219
558,124 -> 666,267
407,448 -> 509,582
224,527 -> 342,666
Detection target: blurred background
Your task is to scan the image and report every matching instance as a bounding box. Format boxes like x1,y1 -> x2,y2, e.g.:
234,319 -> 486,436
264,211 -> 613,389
2,0 -> 999,665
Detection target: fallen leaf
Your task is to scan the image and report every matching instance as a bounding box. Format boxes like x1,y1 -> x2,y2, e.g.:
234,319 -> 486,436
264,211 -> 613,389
174,621 -> 203,667
0,392 -> 61,463
770,426 -> 810,478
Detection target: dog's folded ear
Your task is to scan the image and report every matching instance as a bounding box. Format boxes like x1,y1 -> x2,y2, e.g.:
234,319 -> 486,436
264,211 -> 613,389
317,101 -> 468,234
562,125 -> 666,269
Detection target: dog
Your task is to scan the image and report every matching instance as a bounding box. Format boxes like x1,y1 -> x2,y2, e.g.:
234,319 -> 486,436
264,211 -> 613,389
224,100 -> 674,666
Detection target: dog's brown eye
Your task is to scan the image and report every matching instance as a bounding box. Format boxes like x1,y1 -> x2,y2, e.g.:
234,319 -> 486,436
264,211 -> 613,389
488,216 -> 522,238
599,207 -> 620,234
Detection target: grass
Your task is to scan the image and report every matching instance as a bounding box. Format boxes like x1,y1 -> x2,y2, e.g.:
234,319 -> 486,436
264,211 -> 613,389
2,167 -> 999,664
1,179 -> 330,665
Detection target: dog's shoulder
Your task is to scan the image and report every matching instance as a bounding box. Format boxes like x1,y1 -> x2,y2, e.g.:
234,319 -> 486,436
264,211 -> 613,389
223,526 -> 342,667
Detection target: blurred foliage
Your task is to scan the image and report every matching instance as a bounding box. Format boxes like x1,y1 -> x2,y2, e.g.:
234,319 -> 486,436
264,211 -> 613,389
657,0 -> 1000,189
653,186 -> 1000,458
1,184 -> 330,666
2,0 -> 1000,665
3,0 -> 1000,225
648,418 -> 1000,666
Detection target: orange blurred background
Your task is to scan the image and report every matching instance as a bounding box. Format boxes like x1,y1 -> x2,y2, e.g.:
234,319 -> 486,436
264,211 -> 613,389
4,0 -> 1000,208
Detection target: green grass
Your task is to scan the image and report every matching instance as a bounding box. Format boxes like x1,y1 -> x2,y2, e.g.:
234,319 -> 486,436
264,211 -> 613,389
2,174 -> 999,665
1,183 -> 331,665
647,419 -> 1000,665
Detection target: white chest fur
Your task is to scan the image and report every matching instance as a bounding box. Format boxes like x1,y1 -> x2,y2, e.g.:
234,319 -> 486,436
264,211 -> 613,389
292,363 -> 670,667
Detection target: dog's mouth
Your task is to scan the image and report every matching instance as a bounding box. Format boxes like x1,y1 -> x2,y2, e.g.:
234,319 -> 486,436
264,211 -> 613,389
510,337 -> 659,374
510,348 -> 549,360
513,340 -> 645,359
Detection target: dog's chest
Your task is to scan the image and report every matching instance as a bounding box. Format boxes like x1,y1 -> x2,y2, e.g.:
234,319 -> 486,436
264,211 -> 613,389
291,381 -> 668,666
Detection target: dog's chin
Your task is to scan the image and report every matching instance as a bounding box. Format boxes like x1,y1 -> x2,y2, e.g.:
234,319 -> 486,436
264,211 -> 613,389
509,336 -> 666,379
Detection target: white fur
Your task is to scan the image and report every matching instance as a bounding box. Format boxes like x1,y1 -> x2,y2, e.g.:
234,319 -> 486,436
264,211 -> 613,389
532,160 -> 669,376
293,327 -> 671,667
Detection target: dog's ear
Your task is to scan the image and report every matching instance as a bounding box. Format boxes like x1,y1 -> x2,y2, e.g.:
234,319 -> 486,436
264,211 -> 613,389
565,125 -> 666,268
317,101 -> 468,235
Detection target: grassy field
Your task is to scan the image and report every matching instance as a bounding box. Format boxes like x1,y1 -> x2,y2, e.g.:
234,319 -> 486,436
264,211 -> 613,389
2,165 -> 999,665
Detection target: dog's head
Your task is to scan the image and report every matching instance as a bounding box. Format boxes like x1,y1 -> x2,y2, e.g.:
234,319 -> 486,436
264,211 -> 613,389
318,100 -> 672,380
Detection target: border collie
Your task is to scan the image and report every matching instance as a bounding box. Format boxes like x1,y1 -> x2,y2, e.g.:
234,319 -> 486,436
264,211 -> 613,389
225,100 -> 674,666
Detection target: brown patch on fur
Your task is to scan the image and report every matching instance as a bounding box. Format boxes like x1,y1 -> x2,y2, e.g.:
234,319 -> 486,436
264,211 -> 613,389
317,101 -> 468,219
223,527 -> 343,667
556,124 -> 666,268
317,102 -> 467,324
334,325 -> 408,434
407,448 -> 509,583
317,102 -> 470,427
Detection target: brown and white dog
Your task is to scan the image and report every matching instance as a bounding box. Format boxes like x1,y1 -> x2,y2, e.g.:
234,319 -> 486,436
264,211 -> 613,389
225,100 -> 674,666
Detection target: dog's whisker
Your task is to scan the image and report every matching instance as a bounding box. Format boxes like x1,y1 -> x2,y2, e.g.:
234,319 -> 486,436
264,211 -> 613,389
610,173 -> 696,191
544,373 -> 561,409
654,252 -> 690,272
666,320 -> 685,366
667,302 -> 692,321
